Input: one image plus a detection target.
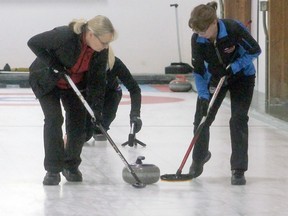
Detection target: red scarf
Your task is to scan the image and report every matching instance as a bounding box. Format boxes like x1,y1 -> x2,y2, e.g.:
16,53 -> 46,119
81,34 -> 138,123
57,34 -> 95,89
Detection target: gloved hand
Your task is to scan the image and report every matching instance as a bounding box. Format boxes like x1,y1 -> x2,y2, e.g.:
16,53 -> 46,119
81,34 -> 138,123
49,61 -> 68,79
218,65 -> 233,78
199,97 -> 209,117
130,116 -> 142,133
52,67 -> 68,79
91,112 -> 103,127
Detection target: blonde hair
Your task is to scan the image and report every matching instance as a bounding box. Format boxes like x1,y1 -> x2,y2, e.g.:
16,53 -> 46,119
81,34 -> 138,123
188,1 -> 218,32
69,15 -> 116,38
108,46 -> 115,70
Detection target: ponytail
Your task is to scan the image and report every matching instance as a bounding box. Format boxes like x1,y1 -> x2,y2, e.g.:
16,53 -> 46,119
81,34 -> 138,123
207,1 -> 218,11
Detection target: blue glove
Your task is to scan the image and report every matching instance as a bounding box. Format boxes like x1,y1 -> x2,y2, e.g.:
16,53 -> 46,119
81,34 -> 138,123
130,116 -> 142,133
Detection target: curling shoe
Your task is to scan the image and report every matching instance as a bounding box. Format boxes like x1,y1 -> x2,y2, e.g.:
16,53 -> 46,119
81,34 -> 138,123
189,151 -> 211,178
43,172 -> 61,185
62,168 -> 83,182
85,131 -> 93,142
93,133 -> 107,141
231,170 -> 246,185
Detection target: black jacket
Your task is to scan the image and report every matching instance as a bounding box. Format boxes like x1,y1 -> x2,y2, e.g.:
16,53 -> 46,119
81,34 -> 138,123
27,26 -> 108,115
107,57 -> 141,117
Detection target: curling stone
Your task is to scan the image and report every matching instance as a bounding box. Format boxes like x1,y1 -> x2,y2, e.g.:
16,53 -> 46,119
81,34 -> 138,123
122,156 -> 160,185
169,75 -> 192,92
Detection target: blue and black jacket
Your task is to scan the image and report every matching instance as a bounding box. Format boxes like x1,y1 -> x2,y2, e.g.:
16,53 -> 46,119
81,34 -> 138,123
191,19 -> 261,100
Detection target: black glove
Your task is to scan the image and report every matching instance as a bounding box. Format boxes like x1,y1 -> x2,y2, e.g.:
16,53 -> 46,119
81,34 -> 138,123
51,67 -> 68,79
199,97 -> 209,117
130,116 -> 142,133
218,65 -> 233,78
210,65 -> 232,88
91,112 -> 103,127
49,60 -> 68,79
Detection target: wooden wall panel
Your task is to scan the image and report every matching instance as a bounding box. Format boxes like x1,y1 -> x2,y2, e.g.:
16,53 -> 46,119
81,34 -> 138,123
269,0 -> 288,102
224,0 -> 251,27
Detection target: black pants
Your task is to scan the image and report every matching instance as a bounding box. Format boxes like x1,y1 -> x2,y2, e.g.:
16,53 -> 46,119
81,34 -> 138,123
86,89 -> 122,139
38,87 -> 86,173
192,75 -> 255,171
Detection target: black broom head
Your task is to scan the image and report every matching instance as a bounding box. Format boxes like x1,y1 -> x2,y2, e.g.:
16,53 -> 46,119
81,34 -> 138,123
160,174 -> 193,182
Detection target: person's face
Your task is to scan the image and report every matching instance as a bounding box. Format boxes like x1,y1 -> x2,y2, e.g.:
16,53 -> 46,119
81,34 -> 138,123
86,31 -> 113,52
197,19 -> 217,40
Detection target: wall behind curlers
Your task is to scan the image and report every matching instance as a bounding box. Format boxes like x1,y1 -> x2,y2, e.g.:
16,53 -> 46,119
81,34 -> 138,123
0,0 -> 263,81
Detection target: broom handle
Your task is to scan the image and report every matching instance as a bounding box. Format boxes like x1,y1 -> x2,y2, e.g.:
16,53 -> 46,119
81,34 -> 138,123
170,3 -> 182,62
64,75 -> 95,120
176,73 -> 228,175
64,74 -> 145,186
